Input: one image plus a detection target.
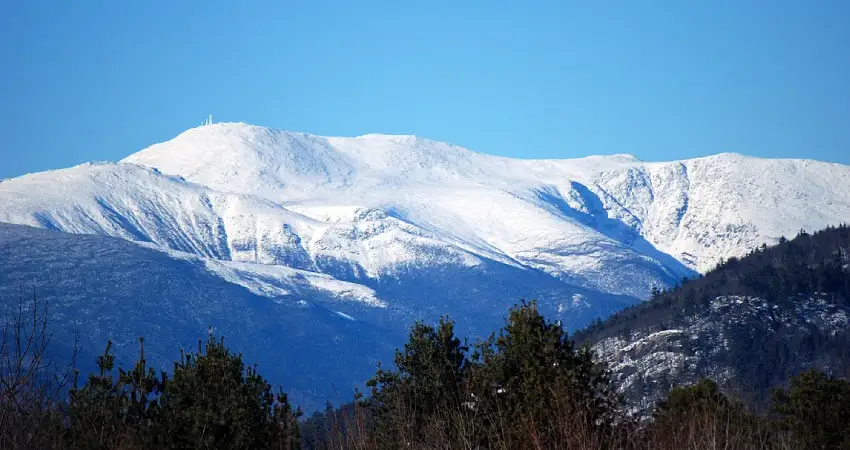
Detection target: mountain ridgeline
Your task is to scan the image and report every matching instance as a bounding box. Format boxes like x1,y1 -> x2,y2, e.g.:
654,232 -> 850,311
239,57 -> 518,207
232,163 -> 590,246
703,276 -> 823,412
575,224 -> 850,413
5,123 -> 850,324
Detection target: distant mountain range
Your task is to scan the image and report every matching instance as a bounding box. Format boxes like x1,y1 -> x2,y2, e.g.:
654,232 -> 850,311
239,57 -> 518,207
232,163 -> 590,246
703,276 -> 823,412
1,122 -> 849,408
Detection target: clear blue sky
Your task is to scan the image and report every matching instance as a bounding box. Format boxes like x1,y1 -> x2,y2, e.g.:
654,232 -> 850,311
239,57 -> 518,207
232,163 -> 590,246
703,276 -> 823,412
2,1 -> 849,179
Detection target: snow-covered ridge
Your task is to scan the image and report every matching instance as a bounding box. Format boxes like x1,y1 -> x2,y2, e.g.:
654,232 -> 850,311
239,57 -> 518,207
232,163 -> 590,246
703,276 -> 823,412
124,122 -> 850,274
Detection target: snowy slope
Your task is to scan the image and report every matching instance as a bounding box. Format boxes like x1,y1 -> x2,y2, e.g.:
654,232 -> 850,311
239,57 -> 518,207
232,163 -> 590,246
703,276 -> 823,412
123,125 -> 693,294
0,162 -> 488,289
124,123 -> 850,274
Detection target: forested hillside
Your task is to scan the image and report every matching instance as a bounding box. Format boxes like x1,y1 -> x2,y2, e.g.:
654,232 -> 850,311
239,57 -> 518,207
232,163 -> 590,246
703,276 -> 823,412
575,224 -> 850,412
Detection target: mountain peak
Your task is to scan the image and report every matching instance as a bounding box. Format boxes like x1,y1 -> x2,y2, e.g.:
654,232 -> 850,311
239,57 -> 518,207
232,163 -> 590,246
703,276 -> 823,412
613,153 -> 640,160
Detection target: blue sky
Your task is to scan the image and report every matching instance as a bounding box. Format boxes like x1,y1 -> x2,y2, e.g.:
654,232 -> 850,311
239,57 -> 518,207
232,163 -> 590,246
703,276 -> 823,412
1,1 -> 849,179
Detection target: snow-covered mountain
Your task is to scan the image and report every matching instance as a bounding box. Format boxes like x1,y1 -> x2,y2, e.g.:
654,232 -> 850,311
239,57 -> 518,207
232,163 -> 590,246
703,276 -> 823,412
122,123 -> 850,274
1,122 -> 849,407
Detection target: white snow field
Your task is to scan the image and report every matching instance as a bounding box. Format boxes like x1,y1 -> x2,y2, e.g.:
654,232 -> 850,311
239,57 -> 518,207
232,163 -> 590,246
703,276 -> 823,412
2,122 -> 849,407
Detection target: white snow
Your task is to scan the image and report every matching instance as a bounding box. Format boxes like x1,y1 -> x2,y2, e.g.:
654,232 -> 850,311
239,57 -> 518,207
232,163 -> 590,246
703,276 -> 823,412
122,123 -> 850,275
334,311 -> 356,321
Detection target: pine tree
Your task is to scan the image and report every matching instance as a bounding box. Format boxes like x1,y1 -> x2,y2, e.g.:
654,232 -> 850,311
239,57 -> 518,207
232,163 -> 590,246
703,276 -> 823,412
649,379 -> 769,449
68,341 -> 130,449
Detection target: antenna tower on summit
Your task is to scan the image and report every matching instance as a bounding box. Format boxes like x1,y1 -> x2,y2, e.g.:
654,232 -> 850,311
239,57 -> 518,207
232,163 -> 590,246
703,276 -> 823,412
201,114 -> 213,126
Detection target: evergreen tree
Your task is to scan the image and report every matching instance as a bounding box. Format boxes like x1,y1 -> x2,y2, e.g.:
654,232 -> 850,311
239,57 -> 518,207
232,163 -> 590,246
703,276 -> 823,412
68,340 -> 156,449
366,316 -> 468,447
470,300 -> 618,447
163,335 -> 301,450
68,335 -> 301,450
772,369 -> 850,449
653,379 -> 733,421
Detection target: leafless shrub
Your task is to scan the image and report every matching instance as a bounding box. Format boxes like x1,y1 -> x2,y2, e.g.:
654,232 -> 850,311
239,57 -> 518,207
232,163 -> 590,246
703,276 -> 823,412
0,290 -> 78,450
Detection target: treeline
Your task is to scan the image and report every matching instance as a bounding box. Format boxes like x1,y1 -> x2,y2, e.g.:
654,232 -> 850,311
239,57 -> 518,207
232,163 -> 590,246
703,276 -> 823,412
0,294 -> 300,450
2,294 -> 850,449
